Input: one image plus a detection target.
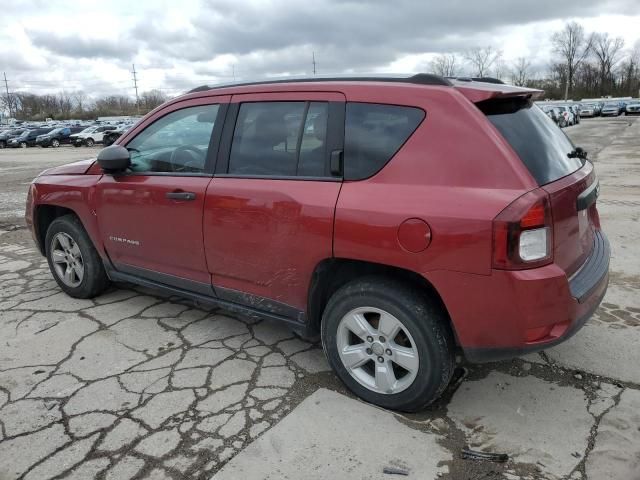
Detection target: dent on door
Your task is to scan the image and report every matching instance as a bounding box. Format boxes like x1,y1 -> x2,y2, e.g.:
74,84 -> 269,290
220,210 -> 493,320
203,178 -> 341,315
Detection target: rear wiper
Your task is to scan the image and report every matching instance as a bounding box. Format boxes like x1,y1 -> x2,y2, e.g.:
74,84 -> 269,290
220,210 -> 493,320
568,147 -> 588,160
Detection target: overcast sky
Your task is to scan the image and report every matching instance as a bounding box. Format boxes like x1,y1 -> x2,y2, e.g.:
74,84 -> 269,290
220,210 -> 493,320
1,0 -> 639,98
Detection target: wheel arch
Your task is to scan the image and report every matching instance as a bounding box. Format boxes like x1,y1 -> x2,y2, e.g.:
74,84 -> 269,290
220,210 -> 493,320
33,205 -> 81,255
306,258 -> 458,344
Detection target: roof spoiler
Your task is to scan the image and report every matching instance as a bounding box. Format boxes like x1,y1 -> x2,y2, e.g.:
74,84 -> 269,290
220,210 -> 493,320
450,78 -> 543,103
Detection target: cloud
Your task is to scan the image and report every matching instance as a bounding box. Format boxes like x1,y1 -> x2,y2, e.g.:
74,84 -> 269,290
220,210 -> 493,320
27,30 -> 137,60
0,0 -> 638,98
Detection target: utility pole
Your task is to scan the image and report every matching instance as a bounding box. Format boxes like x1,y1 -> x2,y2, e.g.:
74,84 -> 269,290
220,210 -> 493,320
131,64 -> 140,115
3,72 -> 11,119
312,51 -> 316,75
232,65 -> 236,82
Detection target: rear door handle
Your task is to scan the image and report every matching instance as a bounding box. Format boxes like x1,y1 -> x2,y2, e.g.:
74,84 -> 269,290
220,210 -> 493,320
165,191 -> 196,201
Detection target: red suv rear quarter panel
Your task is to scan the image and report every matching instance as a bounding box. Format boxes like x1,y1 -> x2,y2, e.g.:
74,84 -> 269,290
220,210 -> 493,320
334,86 -> 541,347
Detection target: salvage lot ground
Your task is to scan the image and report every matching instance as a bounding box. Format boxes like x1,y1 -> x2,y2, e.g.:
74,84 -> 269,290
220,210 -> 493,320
0,117 -> 639,480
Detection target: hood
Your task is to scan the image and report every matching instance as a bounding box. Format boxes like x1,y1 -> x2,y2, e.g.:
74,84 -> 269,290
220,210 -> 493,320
39,158 -> 96,176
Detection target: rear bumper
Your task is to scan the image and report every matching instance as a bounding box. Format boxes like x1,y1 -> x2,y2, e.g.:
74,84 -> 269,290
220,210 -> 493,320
429,230 -> 610,363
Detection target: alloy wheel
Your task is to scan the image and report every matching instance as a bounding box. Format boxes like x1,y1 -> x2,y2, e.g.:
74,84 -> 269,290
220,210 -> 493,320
50,232 -> 84,288
336,307 -> 419,395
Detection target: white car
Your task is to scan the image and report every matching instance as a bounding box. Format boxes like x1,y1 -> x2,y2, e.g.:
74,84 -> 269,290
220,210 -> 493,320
625,101 -> 640,116
71,125 -> 114,147
580,104 -> 597,117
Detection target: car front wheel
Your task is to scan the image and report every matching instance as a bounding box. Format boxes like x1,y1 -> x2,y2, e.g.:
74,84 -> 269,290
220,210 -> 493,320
20,142 -> 27,148
45,215 -> 110,298
85,138 -> 95,147
321,276 -> 455,412
52,139 -> 60,147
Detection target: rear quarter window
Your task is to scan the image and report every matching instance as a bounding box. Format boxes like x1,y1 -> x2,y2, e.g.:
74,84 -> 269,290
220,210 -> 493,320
479,98 -> 583,185
344,103 -> 425,180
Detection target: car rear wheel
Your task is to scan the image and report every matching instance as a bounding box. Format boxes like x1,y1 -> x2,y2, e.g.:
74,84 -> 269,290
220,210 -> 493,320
45,215 -> 110,298
0,141 -> 6,149
52,139 -> 60,147
85,138 -> 95,147
321,276 -> 455,412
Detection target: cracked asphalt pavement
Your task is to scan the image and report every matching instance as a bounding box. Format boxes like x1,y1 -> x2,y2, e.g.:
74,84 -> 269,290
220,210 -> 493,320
1,117 -> 639,480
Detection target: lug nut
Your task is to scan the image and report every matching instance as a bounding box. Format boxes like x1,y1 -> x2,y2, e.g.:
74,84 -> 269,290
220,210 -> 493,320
386,349 -> 392,356
366,348 -> 372,355
379,336 -> 386,343
366,336 -> 373,343
377,356 -> 384,363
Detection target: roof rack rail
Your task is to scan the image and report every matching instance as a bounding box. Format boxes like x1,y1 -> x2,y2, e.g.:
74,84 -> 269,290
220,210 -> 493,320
187,73 -> 452,94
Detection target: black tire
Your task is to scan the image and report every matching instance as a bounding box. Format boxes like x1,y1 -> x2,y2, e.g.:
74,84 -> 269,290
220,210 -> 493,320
321,276 -> 455,412
20,142 -> 27,148
85,138 -> 95,147
45,215 -> 110,298
52,139 -> 60,147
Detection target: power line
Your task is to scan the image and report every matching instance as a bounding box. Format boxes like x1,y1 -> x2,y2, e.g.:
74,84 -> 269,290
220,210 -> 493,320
132,64 -> 140,115
3,72 -> 11,118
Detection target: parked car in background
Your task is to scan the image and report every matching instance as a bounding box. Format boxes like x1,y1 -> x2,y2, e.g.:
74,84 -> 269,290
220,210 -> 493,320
618,101 -> 627,114
26,75 -> 609,411
539,105 -> 560,125
601,102 -> 621,116
36,127 -> 85,148
0,128 -> 27,148
555,106 -> 572,127
102,124 -> 132,146
7,128 -> 55,148
72,125 -> 114,147
580,104 -> 597,117
569,105 -> 580,124
625,101 -> 640,115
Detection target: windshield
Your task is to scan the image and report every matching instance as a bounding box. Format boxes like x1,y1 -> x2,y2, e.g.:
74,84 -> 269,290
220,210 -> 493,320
80,126 -> 96,133
47,128 -> 62,135
479,98 -> 583,185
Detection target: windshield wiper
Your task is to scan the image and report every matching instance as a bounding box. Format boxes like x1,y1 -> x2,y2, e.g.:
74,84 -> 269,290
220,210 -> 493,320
568,147 -> 588,160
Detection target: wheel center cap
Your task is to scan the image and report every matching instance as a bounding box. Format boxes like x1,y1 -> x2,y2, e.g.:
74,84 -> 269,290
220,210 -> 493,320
371,342 -> 384,356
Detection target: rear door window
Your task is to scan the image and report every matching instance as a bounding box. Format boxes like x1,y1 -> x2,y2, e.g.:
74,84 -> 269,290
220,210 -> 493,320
344,103 -> 425,180
479,98 -> 583,185
228,101 -> 329,177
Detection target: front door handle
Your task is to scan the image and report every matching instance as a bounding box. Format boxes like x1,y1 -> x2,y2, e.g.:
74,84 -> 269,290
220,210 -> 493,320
165,191 -> 196,201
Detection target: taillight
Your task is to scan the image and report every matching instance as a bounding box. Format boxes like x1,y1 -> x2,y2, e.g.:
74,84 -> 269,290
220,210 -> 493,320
492,189 -> 553,270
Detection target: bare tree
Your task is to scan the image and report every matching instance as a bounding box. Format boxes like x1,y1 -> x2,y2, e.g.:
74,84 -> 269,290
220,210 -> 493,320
140,90 -> 168,111
58,91 -> 73,117
465,46 -> 502,77
592,33 -> 625,95
510,57 -> 532,86
430,53 -> 458,77
551,21 -> 593,99
493,59 -> 508,81
73,91 -> 88,114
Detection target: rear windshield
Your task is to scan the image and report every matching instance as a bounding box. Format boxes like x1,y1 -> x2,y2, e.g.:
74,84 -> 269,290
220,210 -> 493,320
479,98 -> 583,185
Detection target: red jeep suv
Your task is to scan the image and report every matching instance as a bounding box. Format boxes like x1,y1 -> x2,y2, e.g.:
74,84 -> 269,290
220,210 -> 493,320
26,75 -> 609,411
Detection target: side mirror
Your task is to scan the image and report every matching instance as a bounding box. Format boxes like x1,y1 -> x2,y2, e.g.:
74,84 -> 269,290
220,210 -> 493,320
97,145 -> 130,173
